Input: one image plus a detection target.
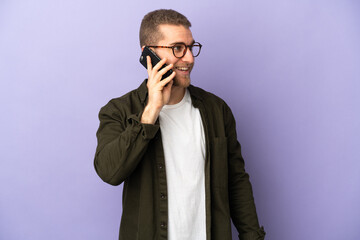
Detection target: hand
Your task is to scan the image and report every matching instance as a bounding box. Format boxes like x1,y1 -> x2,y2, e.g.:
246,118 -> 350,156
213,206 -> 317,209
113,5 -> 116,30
141,56 -> 176,124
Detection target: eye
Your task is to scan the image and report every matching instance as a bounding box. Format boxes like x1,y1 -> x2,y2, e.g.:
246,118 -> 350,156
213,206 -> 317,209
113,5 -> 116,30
173,44 -> 185,52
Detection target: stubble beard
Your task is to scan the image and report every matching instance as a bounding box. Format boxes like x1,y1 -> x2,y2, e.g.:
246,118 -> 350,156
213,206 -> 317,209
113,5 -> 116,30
173,64 -> 193,88
173,75 -> 191,88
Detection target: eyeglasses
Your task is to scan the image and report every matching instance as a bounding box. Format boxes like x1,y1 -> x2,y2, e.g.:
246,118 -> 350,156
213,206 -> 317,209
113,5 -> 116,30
146,42 -> 202,58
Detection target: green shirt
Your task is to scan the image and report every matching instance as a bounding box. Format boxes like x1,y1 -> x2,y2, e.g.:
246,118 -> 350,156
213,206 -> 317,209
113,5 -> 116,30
94,80 -> 265,240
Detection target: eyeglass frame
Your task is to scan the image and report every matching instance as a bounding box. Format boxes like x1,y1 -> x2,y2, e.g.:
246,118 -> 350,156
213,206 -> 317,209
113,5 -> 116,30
146,42 -> 202,59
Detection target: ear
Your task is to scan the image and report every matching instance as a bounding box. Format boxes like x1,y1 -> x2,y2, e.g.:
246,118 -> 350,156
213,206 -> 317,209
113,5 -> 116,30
141,46 -> 145,52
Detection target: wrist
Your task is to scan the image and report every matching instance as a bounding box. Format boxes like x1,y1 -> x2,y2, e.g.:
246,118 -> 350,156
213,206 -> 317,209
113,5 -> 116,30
141,104 -> 162,124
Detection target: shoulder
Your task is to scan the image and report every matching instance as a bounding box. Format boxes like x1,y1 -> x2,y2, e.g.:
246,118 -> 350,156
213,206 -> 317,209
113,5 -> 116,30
99,80 -> 147,116
188,85 -> 231,110
188,85 -> 237,134
188,85 -> 237,125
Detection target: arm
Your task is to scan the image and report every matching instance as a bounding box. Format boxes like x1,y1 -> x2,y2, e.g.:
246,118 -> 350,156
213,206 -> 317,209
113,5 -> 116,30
94,104 -> 159,186
224,104 -> 266,240
94,56 -> 176,186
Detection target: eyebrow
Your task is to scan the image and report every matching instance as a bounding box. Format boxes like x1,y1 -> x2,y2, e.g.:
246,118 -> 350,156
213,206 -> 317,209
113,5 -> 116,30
169,40 -> 196,46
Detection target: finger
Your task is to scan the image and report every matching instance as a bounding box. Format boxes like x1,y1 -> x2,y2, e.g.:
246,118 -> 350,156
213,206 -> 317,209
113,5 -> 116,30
157,63 -> 174,76
164,79 -> 174,91
159,71 -> 176,87
146,56 -> 152,75
152,58 -> 167,72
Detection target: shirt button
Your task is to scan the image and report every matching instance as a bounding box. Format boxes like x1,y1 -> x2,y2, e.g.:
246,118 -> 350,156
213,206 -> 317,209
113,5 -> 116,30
160,222 -> 167,228
160,193 -> 166,199
158,164 -> 163,169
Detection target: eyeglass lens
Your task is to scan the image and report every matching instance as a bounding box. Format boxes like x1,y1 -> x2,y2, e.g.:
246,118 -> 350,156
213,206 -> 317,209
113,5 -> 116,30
173,43 -> 201,58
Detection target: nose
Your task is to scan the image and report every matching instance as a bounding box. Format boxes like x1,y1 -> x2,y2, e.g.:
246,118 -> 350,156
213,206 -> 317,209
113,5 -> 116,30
181,47 -> 194,63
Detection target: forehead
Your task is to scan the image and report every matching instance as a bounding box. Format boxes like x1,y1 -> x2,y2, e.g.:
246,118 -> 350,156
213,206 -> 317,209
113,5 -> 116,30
157,24 -> 194,45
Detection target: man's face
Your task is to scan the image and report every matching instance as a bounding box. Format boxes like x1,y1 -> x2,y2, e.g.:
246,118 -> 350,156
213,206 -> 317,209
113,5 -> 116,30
153,24 -> 195,88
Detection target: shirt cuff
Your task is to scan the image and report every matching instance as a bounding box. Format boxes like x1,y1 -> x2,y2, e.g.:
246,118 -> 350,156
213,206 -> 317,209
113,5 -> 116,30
127,112 -> 160,140
238,226 -> 266,240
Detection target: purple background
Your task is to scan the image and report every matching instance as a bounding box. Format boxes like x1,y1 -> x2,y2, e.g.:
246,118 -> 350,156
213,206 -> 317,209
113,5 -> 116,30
1,1 -> 359,239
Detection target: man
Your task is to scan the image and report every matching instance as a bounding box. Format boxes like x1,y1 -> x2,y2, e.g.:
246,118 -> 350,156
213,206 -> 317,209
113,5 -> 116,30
94,9 -> 265,240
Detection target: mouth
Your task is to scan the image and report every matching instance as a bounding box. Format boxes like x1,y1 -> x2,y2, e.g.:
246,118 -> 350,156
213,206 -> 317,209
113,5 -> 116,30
175,66 -> 192,74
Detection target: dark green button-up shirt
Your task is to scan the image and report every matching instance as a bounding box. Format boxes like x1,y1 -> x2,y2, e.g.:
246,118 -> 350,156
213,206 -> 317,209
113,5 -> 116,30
94,80 -> 265,240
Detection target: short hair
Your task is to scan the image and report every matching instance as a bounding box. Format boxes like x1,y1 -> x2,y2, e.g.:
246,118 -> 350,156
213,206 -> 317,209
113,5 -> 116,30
139,9 -> 192,47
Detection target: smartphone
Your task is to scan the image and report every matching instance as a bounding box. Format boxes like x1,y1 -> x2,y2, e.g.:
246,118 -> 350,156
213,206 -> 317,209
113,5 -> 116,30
139,46 -> 173,80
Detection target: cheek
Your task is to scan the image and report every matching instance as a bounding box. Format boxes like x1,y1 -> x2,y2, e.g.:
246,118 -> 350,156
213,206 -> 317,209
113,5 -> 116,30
154,49 -> 171,61
156,52 -> 177,65
167,57 -> 180,66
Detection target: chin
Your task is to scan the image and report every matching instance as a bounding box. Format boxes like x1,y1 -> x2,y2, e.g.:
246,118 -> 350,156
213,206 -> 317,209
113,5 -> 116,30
173,76 -> 191,88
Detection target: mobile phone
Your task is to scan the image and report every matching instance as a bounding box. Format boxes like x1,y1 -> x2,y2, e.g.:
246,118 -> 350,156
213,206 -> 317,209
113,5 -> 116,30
139,46 -> 173,80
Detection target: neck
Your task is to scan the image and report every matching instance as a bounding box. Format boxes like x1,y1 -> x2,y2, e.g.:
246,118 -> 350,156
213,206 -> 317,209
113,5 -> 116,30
167,86 -> 186,105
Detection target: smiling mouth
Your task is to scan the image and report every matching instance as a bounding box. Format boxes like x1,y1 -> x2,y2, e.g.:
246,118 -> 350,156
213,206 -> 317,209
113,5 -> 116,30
175,66 -> 191,72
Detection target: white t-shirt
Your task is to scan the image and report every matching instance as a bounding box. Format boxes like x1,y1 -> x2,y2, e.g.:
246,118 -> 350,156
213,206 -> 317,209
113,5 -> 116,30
159,89 -> 206,240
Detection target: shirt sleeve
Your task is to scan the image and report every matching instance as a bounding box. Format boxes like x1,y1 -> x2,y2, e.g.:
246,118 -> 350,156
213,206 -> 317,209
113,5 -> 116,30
223,103 -> 266,240
94,102 -> 159,186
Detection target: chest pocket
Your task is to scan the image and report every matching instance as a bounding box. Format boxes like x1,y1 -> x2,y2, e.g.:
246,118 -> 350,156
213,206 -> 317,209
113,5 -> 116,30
210,137 -> 228,188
